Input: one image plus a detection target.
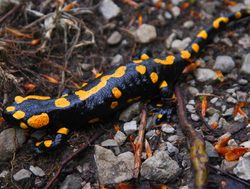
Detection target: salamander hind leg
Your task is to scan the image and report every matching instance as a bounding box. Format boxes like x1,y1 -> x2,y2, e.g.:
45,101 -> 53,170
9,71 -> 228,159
34,127 -> 70,153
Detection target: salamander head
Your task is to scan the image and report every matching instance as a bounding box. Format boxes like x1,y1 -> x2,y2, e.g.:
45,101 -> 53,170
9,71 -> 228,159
3,95 -> 53,129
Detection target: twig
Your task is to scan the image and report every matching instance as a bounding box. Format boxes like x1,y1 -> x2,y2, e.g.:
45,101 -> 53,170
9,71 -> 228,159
133,107 -> 147,178
175,85 -> 208,189
0,4 -> 21,24
44,131 -> 104,189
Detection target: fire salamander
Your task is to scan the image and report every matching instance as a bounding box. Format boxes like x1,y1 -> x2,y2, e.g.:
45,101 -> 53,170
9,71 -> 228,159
2,10 -> 250,152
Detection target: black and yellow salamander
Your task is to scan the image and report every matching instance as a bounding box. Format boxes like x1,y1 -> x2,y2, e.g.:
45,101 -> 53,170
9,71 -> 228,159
2,9 -> 250,152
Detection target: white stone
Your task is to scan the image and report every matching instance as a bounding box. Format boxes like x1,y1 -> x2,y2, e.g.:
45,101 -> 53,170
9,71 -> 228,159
135,24 -> 157,43
194,68 -> 217,82
123,120 -> 137,135
99,0 -> 121,20
29,166 -> 45,177
233,152 -> 250,180
13,169 -> 32,181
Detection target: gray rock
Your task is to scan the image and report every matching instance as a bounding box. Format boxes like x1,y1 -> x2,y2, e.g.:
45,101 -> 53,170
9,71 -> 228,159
186,104 -> 195,113
119,102 -> 141,122
205,141 -> 219,158
236,91 -> 247,102
234,113 -> 245,122
82,183 -> 91,189
171,37 -> 191,51
238,79 -> 248,85
171,0 -> 184,5
0,170 -> 9,178
194,68 -> 217,82
99,0 -> 121,20
171,6 -> 180,17
123,120 -> 137,135
29,166 -> 45,177
13,169 -> 32,181
191,113 -> 200,122
208,113 -> 220,126
228,3 -> 246,12
223,107 -> 234,117
202,85 -> 213,93
140,151 -> 181,182
135,24 -> 157,43
165,32 -> 177,49
107,31 -> 122,45
167,135 -> 180,144
188,86 -> 199,96
210,97 -> 218,104
0,128 -> 26,161
213,56 -> 235,73
145,130 -> 157,139
188,100 -> 195,105
183,20 -> 194,29
239,34 -> 250,49
164,11 -> 172,19
111,54 -> 123,66
161,124 -> 175,134
221,160 -> 238,173
60,174 -> 82,189
206,107 -> 219,116
95,145 -> 134,184
233,152 -> 250,180
226,96 -> 237,104
240,140 -> 250,147
241,53 -> 250,74
101,139 -> 118,147
114,131 -> 127,146
219,118 -> 230,129
166,142 -> 179,154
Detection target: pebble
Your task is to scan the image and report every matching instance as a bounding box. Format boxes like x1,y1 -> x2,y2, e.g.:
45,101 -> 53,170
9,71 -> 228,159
99,0 -> 121,20
119,102 -> 141,122
0,170 -> 9,178
165,32 -> 177,49
0,128 -> 26,161
236,91 -> 247,102
101,139 -> 118,147
123,120 -> 137,135
228,139 -> 238,146
241,53 -> 250,74
191,113 -> 200,122
223,107 -> 234,117
234,113 -> 245,122
111,54 -> 123,66
60,174 -> 82,189
166,142 -> 179,154
239,34 -> 250,49
95,145 -> 134,184
208,113 -> 220,126
206,107 -> 219,116
188,100 -> 195,105
167,135 -> 180,144
220,38 -> 233,47
240,140 -> 250,147
145,130 -> 156,139
164,11 -> 172,19
171,37 -> 191,51
161,124 -> 175,134
202,85 -> 213,94
183,20 -> 194,29
114,131 -> 127,146
186,104 -> 196,113
228,3 -> 246,12
226,96 -> 237,104
238,79 -> 248,85
205,141 -> 219,158
213,56 -> 235,73
13,169 -> 32,181
218,118 -> 230,129
107,31 -> 122,45
233,152 -> 250,180
188,86 -> 199,96
171,0 -> 184,5
210,97 -> 218,104
82,183 -> 91,189
221,160 -> 238,173
194,68 -> 217,82
135,24 -> 157,43
171,6 -> 181,17
29,166 -> 45,177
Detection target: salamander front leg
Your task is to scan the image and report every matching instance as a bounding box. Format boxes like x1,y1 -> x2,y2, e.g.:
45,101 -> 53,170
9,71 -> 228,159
34,127 -> 70,153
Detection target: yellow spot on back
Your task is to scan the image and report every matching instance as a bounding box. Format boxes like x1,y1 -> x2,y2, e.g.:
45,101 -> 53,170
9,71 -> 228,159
55,98 -> 70,108
111,101 -> 118,109
15,95 -> 51,104
44,140 -> 52,148
6,106 -> 15,112
136,65 -> 146,74
57,127 -> 69,135
20,122 -> 28,129
75,66 -> 126,101
88,117 -> 100,124
81,82 -> 88,87
235,12 -> 242,19
27,113 -> 49,129
197,30 -> 208,39
112,87 -> 122,99
141,54 -> 150,60
213,17 -> 229,29
181,50 -> 191,59
154,55 -> 175,65
160,81 -> 168,88
192,43 -> 200,53
150,72 -> 158,83
95,73 -> 102,78
133,60 -> 143,64
13,111 -> 25,120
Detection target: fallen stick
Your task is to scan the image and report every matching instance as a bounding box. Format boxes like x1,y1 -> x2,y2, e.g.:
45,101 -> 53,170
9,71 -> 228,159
175,85 -> 208,189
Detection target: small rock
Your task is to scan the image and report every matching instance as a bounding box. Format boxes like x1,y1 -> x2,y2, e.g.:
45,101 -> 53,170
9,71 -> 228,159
171,6 -> 181,17
210,97 -> 218,104
114,131 -> 127,146
119,102 -> 141,122
205,141 -> 219,158
194,68 -> 217,82
228,139 -> 238,146
101,139 -> 118,147
171,37 -> 191,51
161,124 -> 175,134
140,151 -> 181,182
188,100 -> 195,105
111,54 -> 124,66
107,31 -> 122,45
206,107 -> 220,116
165,32 -> 177,49
186,104 -> 195,113
99,0 -> 121,20
145,130 -> 157,139
208,113 -> 220,125
13,169 -> 32,181
219,118 -> 230,129
239,34 -> 250,49
0,170 -> 9,178
221,160 -> 238,173
220,38 -> 233,47
213,56 -> 235,73
179,186 -> 189,189
164,11 -> 172,19
123,120 -> 137,135
223,107 -> 234,117
240,140 -> 250,147
233,152 -> 250,180
135,24 -> 157,43
191,113 -> 200,121
171,0 -> 183,5
241,53 -> 250,75
166,142 -> 179,154
183,20 -> 194,29
0,128 -> 26,161
95,145 -> 134,184
202,85 -> 213,93
226,96 -> 237,104
60,174 -> 82,189
167,135 -> 180,144
234,113 -> 245,122
188,86 -> 199,96
29,166 -> 45,177
238,79 -> 248,85
82,183 -> 91,189
236,91 -> 247,102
